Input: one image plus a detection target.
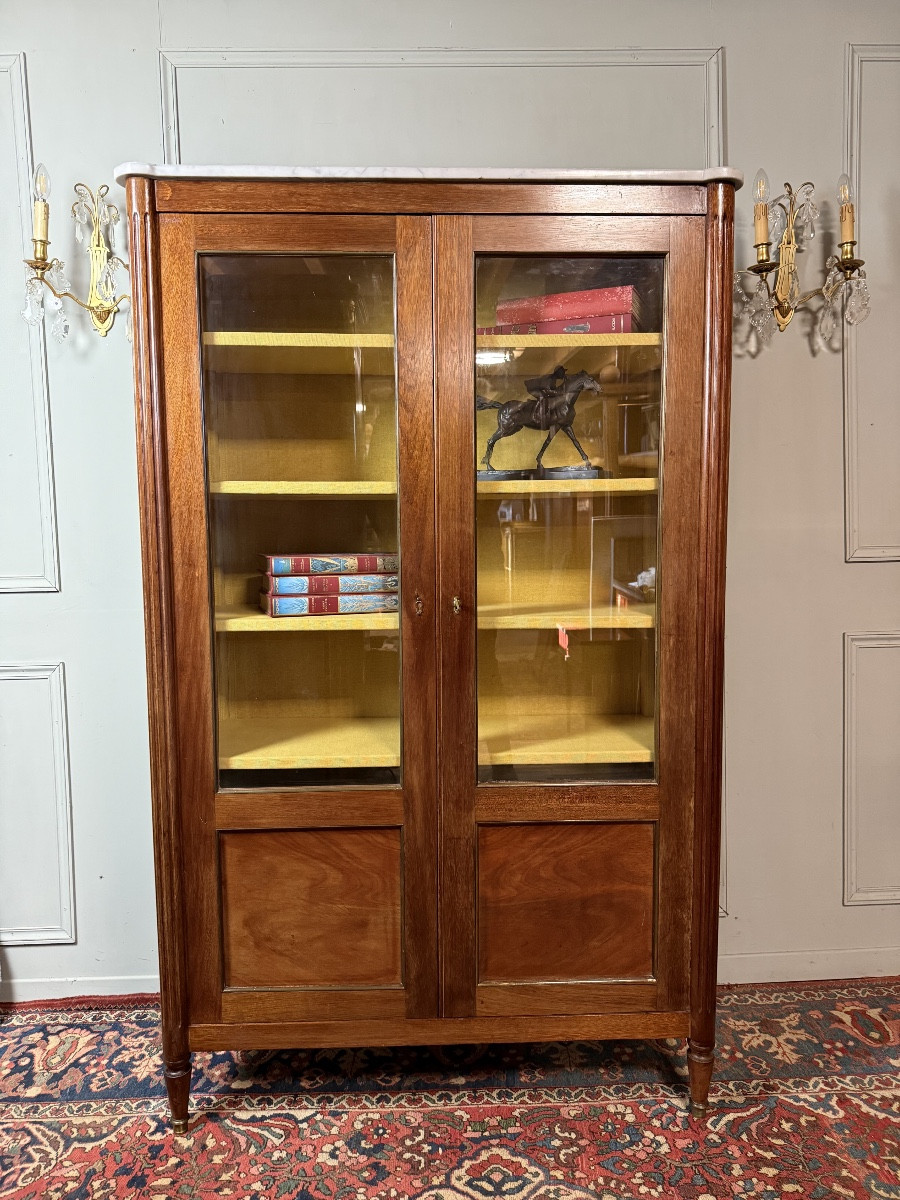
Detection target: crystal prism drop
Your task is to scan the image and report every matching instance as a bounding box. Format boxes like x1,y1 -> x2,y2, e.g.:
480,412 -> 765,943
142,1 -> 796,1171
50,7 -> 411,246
22,271 -> 45,326
51,305 -> 70,343
818,302 -> 836,343
768,205 -> 786,245
46,261 -> 71,294
845,276 -> 872,325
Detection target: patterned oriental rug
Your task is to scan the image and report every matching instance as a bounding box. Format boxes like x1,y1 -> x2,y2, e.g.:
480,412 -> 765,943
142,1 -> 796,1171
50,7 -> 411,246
1,979 -> 898,1200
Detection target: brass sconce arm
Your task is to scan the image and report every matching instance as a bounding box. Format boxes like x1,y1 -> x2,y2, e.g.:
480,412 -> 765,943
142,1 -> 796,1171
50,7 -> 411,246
25,255 -> 130,316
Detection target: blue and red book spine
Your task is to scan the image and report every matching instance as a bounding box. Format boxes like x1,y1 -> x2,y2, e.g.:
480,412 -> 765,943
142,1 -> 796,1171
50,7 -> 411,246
259,592 -> 400,617
261,554 -> 399,576
263,572 -> 398,596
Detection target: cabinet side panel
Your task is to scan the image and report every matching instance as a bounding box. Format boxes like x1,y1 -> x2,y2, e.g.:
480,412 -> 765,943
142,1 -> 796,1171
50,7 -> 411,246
126,177 -> 190,1068
158,212 -> 222,1023
691,183 -> 735,1043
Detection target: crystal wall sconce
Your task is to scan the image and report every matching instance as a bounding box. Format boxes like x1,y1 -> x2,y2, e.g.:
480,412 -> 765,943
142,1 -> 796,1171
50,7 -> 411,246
737,169 -> 870,345
22,163 -> 129,342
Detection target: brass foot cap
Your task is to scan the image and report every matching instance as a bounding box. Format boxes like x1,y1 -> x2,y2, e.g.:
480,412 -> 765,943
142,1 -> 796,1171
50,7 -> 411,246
689,1101 -> 708,1120
172,1118 -> 189,1134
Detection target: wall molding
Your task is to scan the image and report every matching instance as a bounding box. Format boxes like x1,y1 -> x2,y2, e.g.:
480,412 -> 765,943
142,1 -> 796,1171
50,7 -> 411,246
843,631 -> 900,905
0,53 -> 60,592
844,44 -> 900,561
159,47 -> 725,168
0,662 -> 75,944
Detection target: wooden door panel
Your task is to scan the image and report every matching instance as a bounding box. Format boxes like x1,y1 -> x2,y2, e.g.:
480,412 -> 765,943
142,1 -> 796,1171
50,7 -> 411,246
477,822 -> 655,984
221,828 -> 402,988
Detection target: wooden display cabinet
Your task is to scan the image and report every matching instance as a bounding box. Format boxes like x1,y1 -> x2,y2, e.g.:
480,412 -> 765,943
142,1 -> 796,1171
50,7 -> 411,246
121,165 -> 738,1131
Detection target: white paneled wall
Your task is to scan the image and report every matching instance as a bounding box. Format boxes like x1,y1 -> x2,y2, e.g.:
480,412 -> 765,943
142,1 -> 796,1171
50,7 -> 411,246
843,633 -> 900,905
0,664 -> 73,943
1,0 -> 898,999
0,55 -> 58,592
845,46 -> 900,560
161,49 -> 723,168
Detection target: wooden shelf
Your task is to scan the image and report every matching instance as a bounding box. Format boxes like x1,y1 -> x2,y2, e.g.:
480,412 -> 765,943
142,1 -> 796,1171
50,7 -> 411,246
216,607 -> 399,632
476,333 -> 660,349
478,713 -> 654,765
477,477 -> 658,496
210,480 -> 396,495
203,331 -> 395,375
218,716 -> 400,769
478,603 -> 654,630
475,333 -> 661,379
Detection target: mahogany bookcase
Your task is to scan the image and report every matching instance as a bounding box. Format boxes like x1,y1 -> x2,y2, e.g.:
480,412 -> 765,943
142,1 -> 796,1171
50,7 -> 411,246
120,166 -> 739,1130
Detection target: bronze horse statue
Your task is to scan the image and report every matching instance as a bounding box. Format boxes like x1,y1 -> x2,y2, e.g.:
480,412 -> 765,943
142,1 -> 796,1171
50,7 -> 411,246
476,366 -> 602,473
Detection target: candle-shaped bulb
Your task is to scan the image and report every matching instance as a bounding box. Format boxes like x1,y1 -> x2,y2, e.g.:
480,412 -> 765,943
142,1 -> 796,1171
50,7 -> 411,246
837,172 -> 855,246
31,161 -> 50,252
32,162 -> 51,203
753,168 -> 771,247
753,168 -> 770,204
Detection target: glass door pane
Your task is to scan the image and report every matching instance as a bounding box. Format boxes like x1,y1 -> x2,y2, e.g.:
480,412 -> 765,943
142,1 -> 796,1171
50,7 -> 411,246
200,253 -> 401,789
474,255 -> 665,783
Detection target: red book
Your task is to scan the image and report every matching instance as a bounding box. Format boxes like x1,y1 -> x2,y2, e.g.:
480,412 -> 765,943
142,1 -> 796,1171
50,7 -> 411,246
496,285 -> 642,326
259,592 -> 400,617
477,313 -> 639,335
260,553 -> 398,575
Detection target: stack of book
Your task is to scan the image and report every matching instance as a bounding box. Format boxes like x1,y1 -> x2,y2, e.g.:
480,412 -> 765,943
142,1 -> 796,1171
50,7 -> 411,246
259,553 -> 400,617
477,284 -> 644,335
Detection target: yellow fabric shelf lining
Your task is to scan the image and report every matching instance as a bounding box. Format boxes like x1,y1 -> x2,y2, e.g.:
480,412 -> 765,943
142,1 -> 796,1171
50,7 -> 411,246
215,608 -> 400,632
478,712 -> 654,765
476,477 -> 658,495
476,332 -> 661,349
210,480 -> 397,495
218,715 -> 400,769
477,603 -> 654,630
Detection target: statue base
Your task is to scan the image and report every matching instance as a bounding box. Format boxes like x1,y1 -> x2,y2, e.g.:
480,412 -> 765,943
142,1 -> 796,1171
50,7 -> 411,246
538,464 -> 602,480
476,468 -> 534,481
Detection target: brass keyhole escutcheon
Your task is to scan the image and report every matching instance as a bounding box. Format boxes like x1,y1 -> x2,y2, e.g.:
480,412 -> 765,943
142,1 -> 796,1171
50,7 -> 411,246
415,593 -> 424,616
452,596 -> 461,615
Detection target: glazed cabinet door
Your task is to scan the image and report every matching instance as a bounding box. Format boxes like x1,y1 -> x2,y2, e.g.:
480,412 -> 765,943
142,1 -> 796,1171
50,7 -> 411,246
436,213 -> 706,1018
157,212 -> 438,1025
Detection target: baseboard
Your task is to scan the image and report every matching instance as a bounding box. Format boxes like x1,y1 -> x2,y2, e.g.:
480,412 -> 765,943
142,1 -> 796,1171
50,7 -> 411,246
717,946 -> 900,984
2,954 -> 897,1001
0,974 -> 161,1003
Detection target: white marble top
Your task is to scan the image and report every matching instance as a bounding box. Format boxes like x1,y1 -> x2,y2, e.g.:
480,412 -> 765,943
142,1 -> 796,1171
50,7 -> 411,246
114,163 -> 743,187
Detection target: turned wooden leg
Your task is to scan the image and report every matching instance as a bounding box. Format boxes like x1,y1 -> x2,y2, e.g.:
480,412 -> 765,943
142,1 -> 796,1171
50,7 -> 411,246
164,1054 -> 192,1133
687,1039 -> 714,1119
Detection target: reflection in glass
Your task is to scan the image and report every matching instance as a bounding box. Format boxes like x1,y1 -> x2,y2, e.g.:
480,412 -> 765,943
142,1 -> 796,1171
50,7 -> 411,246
474,255 -> 665,783
199,254 -> 401,789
